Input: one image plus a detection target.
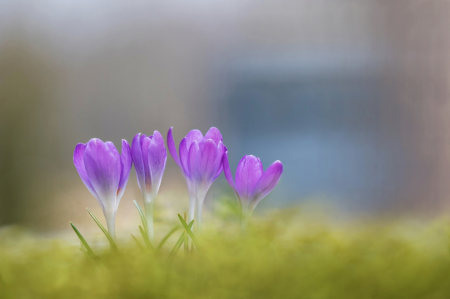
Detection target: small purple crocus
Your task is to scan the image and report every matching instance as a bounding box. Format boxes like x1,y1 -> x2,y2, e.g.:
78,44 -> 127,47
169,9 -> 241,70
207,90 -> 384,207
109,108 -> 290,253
223,152 -> 283,226
73,138 -> 132,240
131,131 -> 167,242
167,127 -> 225,231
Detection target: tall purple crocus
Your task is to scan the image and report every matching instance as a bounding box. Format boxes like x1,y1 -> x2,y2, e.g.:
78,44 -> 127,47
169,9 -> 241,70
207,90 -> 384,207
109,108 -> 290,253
223,153 -> 283,227
167,127 -> 225,231
131,131 -> 167,242
73,138 -> 132,240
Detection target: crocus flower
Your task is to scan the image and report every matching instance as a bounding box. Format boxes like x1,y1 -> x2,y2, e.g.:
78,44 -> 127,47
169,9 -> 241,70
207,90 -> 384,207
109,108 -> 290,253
73,138 -> 132,240
167,127 -> 225,231
131,131 -> 167,242
223,153 -> 283,227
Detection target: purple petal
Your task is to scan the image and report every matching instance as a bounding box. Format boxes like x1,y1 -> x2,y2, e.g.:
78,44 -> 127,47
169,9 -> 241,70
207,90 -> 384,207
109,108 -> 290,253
222,151 -> 236,191
251,160 -> 283,206
73,143 -> 99,200
148,130 -> 167,195
214,145 -> 227,179
118,139 -> 132,200
203,127 -> 222,144
105,141 -> 117,153
140,136 -> 152,192
139,134 -> 148,146
131,133 -> 145,191
213,141 -> 225,180
179,138 -> 190,177
84,138 -> 121,205
187,141 -> 200,178
235,155 -> 264,200
193,140 -> 218,183
184,129 -> 204,147
178,130 -> 202,176
167,127 -> 182,169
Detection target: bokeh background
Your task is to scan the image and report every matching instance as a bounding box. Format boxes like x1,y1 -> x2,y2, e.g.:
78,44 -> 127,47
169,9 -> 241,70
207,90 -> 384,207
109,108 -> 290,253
1,0 -> 450,233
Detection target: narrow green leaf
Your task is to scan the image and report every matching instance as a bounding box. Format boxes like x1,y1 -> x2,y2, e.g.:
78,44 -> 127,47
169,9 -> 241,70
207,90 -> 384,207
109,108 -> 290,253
184,228 -> 189,254
79,247 -> 91,259
134,200 -> 152,247
169,232 -> 185,259
139,226 -> 154,250
156,226 -> 180,251
70,222 -> 96,258
168,221 -> 194,259
86,208 -> 118,251
178,215 -> 200,249
183,213 -> 188,254
133,200 -> 148,234
131,234 -> 145,252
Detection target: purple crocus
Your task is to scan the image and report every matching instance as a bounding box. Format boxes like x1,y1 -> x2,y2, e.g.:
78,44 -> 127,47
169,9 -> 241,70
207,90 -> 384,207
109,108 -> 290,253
131,131 -> 167,242
223,153 -> 283,224
73,138 -> 132,240
167,127 -> 225,231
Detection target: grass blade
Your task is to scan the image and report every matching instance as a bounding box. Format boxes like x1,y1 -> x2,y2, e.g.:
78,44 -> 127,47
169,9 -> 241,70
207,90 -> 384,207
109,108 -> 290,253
178,215 -> 200,249
168,221 -> 194,259
133,200 -> 148,235
139,226 -> 154,250
169,220 -> 194,259
156,226 -> 180,252
70,222 -> 97,258
79,248 -> 88,257
134,200 -> 154,248
86,208 -> 118,251
131,234 -> 145,252
183,212 -> 188,254
169,232 -> 185,259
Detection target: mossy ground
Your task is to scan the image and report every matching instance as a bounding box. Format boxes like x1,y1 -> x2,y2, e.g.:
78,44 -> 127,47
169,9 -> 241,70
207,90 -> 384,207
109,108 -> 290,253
1,205 -> 450,299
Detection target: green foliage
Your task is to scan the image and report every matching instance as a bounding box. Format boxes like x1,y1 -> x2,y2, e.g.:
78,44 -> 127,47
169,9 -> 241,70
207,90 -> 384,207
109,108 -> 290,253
69,222 -> 97,259
133,200 -> 148,236
139,225 -> 154,250
157,226 -> 181,252
178,214 -> 199,249
86,208 -> 117,251
169,221 -> 194,259
1,209 -> 450,298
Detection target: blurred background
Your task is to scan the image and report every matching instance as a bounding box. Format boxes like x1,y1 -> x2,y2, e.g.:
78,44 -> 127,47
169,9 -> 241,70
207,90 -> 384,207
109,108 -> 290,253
1,0 -> 450,233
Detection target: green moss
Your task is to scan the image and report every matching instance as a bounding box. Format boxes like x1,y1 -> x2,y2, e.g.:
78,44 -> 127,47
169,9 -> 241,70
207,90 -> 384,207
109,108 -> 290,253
1,209 -> 450,299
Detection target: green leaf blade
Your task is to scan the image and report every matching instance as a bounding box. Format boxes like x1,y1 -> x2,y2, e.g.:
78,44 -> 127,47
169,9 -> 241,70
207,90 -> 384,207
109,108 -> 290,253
133,200 -> 148,234
169,221 -> 194,259
70,222 -> 96,259
156,226 -> 180,252
131,234 -> 145,252
169,232 -> 185,259
139,226 -> 154,251
177,215 -> 200,249
86,208 -> 118,251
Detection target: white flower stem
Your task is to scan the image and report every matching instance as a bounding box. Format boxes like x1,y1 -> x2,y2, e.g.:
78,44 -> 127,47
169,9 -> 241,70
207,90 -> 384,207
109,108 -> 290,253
196,199 -> 203,233
241,212 -> 249,233
196,185 -> 208,234
188,192 -> 196,224
105,213 -> 116,241
240,206 -> 252,234
185,191 -> 196,250
196,187 -> 207,234
144,198 -> 155,244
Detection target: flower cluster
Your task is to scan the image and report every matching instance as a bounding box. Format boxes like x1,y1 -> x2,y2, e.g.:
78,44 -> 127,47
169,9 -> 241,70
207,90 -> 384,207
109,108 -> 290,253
73,127 -> 283,244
